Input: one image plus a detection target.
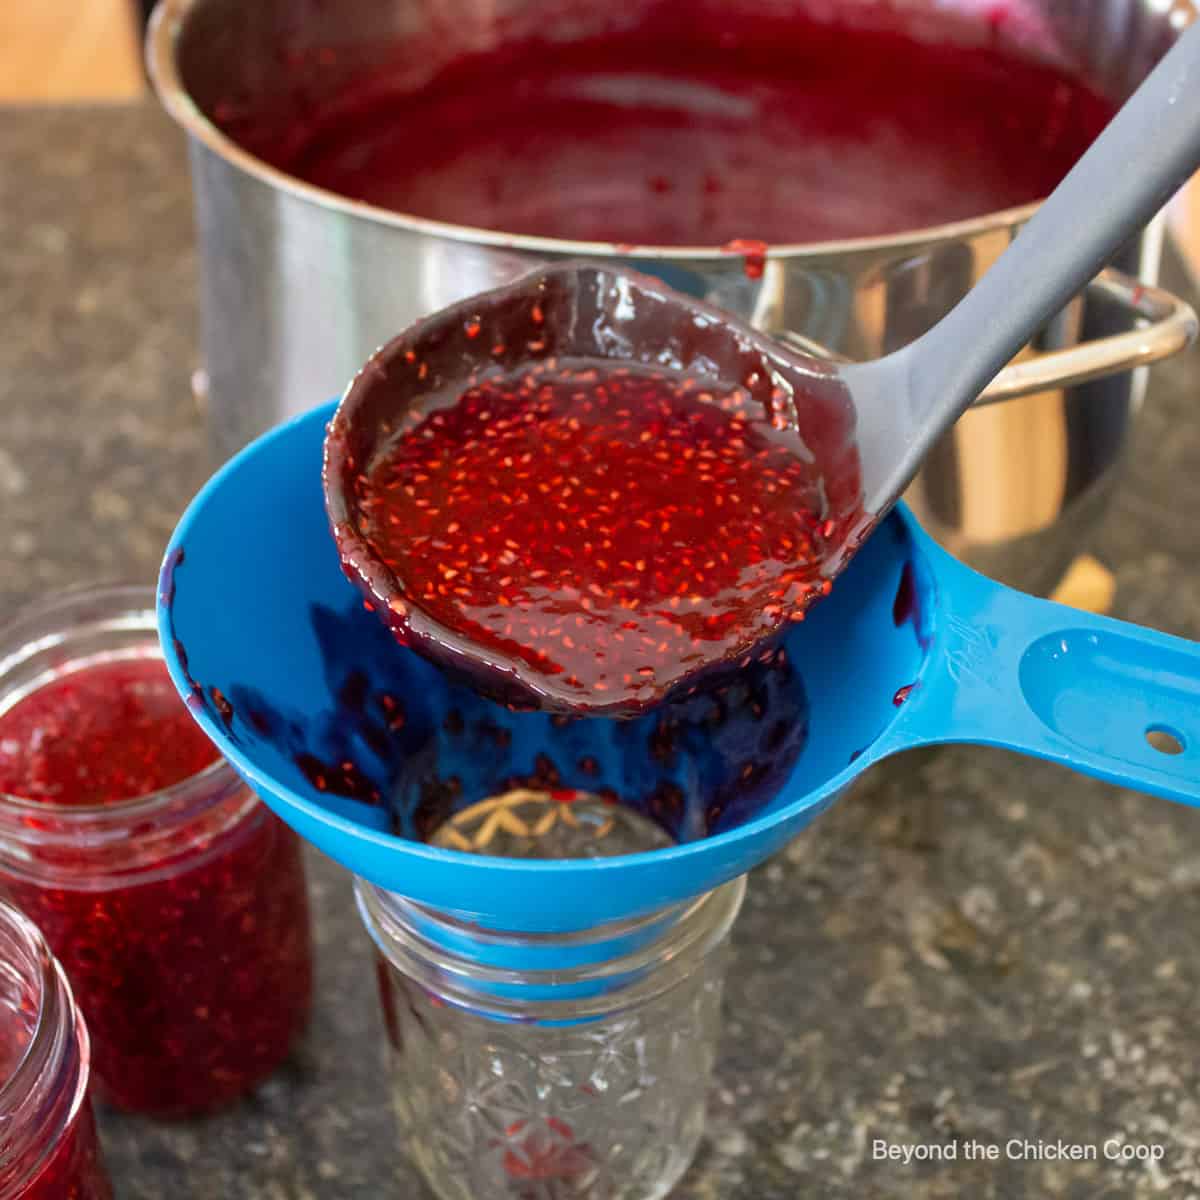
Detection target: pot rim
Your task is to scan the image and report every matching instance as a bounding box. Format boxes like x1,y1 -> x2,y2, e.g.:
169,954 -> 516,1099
146,0 -> 1050,262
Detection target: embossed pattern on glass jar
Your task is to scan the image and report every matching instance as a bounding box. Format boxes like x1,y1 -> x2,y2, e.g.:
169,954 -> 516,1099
380,957 -> 723,1200
359,806 -> 744,1200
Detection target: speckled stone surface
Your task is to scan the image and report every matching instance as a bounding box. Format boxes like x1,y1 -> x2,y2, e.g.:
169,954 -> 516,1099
3,104 -> 1200,1199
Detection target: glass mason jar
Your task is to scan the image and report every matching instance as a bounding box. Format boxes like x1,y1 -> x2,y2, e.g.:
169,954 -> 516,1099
0,586 -> 314,1118
358,794 -> 745,1200
0,897 -> 112,1200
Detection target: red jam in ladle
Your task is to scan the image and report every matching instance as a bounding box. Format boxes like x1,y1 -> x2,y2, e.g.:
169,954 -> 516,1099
354,360 -> 833,709
326,264 -> 864,716
326,21 -> 1200,714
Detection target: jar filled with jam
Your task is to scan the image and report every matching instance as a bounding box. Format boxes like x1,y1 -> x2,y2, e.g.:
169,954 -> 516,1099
0,586 -> 314,1118
0,897 -> 111,1200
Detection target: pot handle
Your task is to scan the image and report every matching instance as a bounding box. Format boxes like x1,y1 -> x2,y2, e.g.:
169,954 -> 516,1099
877,544 -> 1200,806
974,267 -> 1196,404
775,268 -> 1196,403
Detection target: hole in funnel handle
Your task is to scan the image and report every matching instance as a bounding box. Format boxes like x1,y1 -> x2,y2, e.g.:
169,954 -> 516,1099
1145,725 -> 1186,756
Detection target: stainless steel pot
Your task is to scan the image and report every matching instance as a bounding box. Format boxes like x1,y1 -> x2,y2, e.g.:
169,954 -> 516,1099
148,0 -> 1198,595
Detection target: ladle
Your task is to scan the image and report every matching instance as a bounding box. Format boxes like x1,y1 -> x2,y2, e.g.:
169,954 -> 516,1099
326,19 -> 1200,716
158,23 -> 1200,932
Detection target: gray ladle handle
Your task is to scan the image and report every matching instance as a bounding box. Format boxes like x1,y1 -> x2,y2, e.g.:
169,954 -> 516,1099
846,18 -> 1200,515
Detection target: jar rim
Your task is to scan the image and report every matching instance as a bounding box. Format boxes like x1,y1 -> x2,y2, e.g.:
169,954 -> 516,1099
357,875 -> 746,1021
0,582 -> 239,822
0,757 -> 237,823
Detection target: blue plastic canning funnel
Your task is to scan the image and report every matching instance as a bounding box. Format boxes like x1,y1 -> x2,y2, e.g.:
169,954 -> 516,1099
159,400 -> 1200,932
159,23 -> 1200,930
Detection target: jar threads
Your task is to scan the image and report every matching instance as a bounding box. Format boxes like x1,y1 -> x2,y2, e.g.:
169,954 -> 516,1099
0,897 -> 111,1200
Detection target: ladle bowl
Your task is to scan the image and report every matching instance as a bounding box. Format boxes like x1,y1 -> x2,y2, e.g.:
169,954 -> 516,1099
324,262 -> 865,716
322,18 -> 1200,715
159,402 -> 1200,932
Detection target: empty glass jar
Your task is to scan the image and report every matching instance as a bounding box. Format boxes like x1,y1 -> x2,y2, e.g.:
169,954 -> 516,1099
0,897 -> 112,1200
357,790 -> 745,1200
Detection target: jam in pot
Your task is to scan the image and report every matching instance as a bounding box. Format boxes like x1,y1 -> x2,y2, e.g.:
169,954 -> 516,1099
217,10 -> 1117,245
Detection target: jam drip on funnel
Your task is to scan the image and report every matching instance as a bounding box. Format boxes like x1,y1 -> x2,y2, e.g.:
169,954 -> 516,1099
214,594 -> 809,845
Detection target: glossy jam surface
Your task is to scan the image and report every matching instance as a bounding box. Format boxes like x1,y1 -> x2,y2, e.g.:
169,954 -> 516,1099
354,359 -> 838,710
221,17 -> 1116,244
0,655 -> 313,1117
0,657 -> 219,805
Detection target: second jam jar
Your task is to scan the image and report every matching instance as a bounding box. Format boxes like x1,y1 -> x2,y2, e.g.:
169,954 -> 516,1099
0,896 -> 112,1199
0,585 -> 314,1117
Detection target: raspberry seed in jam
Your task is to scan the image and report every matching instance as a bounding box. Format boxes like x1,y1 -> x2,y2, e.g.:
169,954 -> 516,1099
345,358 -> 837,712
327,265 -> 863,715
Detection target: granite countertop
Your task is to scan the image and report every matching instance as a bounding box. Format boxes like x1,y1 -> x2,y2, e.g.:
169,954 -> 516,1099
4,104 -> 1200,1200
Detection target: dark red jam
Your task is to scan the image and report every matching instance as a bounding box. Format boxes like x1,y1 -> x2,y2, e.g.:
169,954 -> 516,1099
0,657 -> 219,803
0,657 -> 313,1117
353,359 -> 836,711
219,13 -> 1115,244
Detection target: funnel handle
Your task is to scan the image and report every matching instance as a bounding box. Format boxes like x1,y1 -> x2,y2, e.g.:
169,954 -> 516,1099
884,551 -> 1200,805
